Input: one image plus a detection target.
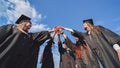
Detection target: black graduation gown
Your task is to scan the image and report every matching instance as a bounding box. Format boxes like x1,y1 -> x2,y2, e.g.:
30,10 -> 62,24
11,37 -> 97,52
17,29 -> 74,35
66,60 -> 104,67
0,24 -> 50,68
41,39 -> 54,68
64,37 -> 100,68
58,41 -> 75,68
72,25 -> 120,68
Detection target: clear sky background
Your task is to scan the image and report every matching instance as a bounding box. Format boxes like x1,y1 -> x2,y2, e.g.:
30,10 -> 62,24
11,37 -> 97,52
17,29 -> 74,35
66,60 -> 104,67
0,0 -> 120,68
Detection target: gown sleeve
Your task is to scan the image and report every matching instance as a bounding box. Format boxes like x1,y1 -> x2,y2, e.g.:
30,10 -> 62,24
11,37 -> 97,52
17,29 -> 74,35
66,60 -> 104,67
0,24 -> 13,44
64,37 -> 75,51
41,39 -> 53,63
71,30 -> 85,40
31,31 -> 51,46
58,41 -> 64,53
98,25 -> 120,45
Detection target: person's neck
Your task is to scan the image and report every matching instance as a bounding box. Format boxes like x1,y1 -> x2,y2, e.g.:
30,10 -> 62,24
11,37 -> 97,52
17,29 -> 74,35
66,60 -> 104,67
86,27 -> 92,34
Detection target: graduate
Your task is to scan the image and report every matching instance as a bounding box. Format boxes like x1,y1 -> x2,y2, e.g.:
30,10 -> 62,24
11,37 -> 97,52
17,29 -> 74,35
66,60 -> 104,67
60,32 -> 100,68
63,19 -> 120,68
57,33 -> 75,68
0,14 -> 54,68
41,32 -> 56,68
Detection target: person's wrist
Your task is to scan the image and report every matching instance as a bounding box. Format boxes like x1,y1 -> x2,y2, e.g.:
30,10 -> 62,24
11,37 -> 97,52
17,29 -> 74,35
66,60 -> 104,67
57,33 -> 60,36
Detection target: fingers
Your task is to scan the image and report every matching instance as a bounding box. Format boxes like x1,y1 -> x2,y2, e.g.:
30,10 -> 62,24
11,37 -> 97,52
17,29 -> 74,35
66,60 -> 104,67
53,26 -> 63,34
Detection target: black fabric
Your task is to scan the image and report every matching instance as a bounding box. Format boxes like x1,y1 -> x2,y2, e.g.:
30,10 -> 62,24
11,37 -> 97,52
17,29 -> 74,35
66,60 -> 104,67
117,41 -> 120,45
65,37 -> 100,68
58,41 -> 75,68
72,25 -> 120,68
15,14 -> 31,24
83,19 -> 94,25
41,39 -> 54,68
76,59 -> 86,68
0,24 -> 50,68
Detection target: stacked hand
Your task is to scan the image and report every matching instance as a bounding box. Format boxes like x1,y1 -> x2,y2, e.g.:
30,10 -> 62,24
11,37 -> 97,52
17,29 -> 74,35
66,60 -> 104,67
53,26 -> 63,34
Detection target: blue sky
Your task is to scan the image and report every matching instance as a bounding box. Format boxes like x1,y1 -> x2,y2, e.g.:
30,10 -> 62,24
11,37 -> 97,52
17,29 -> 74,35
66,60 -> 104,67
29,0 -> 120,34
0,0 -> 120,68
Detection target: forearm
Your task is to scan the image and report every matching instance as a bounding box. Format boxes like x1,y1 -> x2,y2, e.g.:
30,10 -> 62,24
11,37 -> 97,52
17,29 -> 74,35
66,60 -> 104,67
63,27 -> 74,33
51,32 -> 56,39
48,29 -> 54,33
71,30 -> 84,39
33,31 -> 50,43
63,27 -> 84,38
58,34 -> 61,42
61,32 -> 67,39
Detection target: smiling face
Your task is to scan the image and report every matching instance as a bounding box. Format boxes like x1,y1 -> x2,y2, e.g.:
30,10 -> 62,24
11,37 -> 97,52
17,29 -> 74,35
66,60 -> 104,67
25,22 -> 32,29
83,23 -> 89,31
22,21 -> 32,31
83,22 -> 94,32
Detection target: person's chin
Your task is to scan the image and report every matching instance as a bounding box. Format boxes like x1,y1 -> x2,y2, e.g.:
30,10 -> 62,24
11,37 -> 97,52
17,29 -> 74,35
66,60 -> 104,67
84,27 -> 87,30
27,27 -> 31,30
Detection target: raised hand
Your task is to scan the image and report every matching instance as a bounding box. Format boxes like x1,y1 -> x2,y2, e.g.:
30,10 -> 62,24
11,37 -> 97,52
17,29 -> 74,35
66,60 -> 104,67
53,26 -> 63,34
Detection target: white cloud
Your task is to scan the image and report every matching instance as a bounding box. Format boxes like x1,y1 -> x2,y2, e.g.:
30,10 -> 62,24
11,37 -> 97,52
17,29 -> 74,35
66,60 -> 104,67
0,0 -> 49,31
30,24 -> 50,32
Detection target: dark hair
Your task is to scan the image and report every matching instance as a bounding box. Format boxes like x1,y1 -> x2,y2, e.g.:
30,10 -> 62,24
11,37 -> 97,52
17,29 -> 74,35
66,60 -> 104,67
76,39 -> 86,46
63,41 -> 67,44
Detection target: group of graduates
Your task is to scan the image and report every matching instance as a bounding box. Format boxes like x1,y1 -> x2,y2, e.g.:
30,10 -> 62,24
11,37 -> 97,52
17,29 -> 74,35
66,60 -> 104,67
41,31 -> 99,68
40,22 -> 120,68
0,14 -> 120,68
